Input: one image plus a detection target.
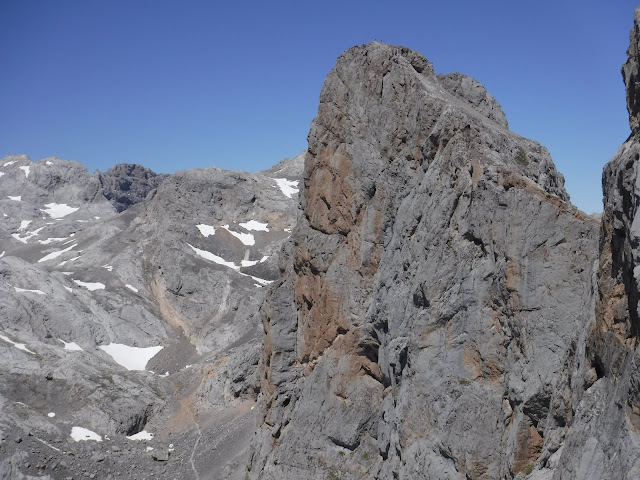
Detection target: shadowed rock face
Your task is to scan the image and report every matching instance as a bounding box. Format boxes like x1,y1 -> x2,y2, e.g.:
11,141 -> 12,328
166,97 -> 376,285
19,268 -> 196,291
551,7 -> 640,479
247,42 -> 598,479
99,163 -> 168,212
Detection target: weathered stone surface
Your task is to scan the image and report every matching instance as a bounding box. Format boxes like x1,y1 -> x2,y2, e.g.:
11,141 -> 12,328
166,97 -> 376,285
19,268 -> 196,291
247,42 -> 598,480
438,72 -> 509,128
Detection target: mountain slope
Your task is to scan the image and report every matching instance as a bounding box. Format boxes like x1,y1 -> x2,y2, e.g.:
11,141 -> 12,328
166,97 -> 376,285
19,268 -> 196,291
0,152 -> 303,479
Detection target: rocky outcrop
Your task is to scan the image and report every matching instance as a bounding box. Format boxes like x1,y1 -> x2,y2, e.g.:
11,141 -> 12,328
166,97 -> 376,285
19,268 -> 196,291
98,163 -> 168,212
247,42 -> 598,479
438,72 -> 509,128
551,7 -> 640,479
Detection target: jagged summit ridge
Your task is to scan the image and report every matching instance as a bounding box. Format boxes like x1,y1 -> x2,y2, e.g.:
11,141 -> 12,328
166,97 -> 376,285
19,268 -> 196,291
248,41 -> 595,479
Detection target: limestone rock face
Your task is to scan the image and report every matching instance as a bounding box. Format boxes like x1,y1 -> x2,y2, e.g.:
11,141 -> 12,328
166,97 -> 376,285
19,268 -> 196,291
247,42 -> 598,479
551,7 -> 640,479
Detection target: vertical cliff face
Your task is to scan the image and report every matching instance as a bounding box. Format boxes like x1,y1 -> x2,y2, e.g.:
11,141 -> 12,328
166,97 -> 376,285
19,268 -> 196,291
248,43 -> 599,479
552,7 -> 640,479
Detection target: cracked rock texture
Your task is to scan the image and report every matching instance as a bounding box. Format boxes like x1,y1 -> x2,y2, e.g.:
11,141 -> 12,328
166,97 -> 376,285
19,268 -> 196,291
247,42 -> 599,479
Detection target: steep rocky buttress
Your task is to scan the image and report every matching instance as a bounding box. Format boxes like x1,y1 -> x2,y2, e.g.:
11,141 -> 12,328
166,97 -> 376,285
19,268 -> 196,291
247,43 -> 599,479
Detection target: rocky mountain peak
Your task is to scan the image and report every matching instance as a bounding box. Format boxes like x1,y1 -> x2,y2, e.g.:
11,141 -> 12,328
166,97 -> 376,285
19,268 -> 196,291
98,163 -> 168,213
248,41 -> 595,479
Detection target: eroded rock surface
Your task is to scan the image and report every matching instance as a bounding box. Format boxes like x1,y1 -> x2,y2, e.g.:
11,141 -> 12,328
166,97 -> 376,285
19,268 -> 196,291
247,43 -> 598,480
0,153 -> 303,479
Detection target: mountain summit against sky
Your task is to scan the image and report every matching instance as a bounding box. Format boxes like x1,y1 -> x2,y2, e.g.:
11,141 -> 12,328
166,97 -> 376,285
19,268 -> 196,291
3,6 -> 640,479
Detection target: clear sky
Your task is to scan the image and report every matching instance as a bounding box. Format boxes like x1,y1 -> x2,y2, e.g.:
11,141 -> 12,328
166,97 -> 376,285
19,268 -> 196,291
1,1 -> 638,214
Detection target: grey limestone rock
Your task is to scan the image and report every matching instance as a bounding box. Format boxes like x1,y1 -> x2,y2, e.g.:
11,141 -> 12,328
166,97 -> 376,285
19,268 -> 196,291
438,72 -> 509,128
247,42 -> 598,480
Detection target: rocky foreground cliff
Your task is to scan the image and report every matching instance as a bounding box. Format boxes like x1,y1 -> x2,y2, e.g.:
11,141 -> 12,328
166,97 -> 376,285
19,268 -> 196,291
246,42 -> 599,480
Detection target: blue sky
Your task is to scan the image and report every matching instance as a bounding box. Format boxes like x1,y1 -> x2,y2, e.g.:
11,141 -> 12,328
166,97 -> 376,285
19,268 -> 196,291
1,1 -> 638,213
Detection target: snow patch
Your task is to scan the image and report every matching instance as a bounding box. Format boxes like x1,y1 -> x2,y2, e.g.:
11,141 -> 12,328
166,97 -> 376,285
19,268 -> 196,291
14,287 -> 46,295
239,220 -> 269,232
48,412 -> 55,418
58,339 -> 83,351
240,259 -> 259,267
188,244 -> 273,285
101,264 -> 113,272
12,226 -> 45,244
73,280 -> 105,291
98,343 -> 163,371
40,203 -> 79,219
222,224 -> 255,246
188,243 -> 239,270
7,196 -> 21,201
125,284 -> 139,293
45,161 -> 53,166
196,224 -> 216,237
273,178 -> 299,198
0,251 -> 4,259
39,237 -> 69,245
63,286 -> 73,293
244,274 -> 273,286
19,165 -> 30,178
58,255 -> 81,266
38,243 -> 77,263
0,334 -> 36,354
3,160 -> 16,167
70,427 -> 102,442
0,172 -> 3,177
18,220 -> 31,231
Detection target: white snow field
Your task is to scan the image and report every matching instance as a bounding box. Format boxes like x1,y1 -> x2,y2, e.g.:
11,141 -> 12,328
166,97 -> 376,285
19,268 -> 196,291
98,343 -> 163,371
273,178 -> 299,198
58,339 -> 84,351
70,426 -> 102,442
0,334 -> 36,354
40,203 -> 79,219
126,430 -> 154,441
72,280 -> 105,291
239,220 -> 269,231
14,287 -> 46,295
196,224 -> 216,237
38,243 -> 77,262
221,224 -> 255,246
